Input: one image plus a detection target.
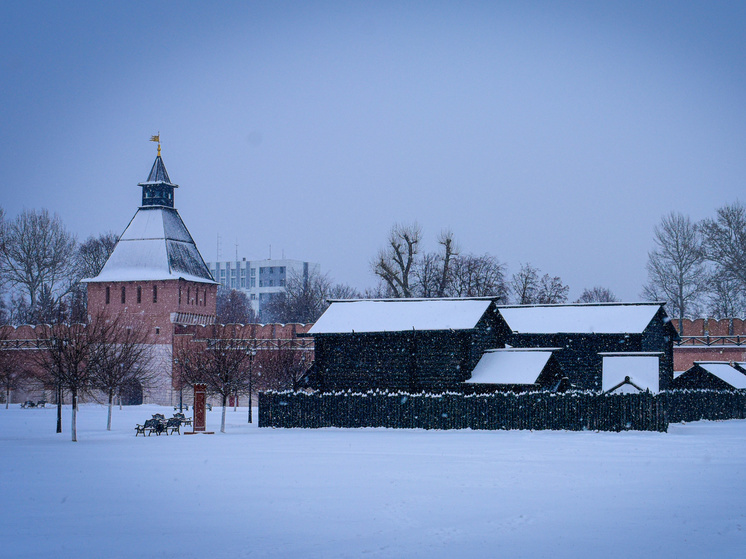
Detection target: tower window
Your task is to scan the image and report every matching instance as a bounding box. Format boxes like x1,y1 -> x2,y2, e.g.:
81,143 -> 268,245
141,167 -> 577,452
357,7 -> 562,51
179,285 -> 182,305
187,287 -> 190,304
121,286 -> 126,304
105,286 -> 110,304
153,285 -> 158,303
137,286 -> 142,304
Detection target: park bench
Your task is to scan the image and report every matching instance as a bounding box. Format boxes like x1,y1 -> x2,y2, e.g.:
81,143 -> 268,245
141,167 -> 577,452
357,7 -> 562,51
21,401 -> 36,408
135,418 -> 166,436
36,400 -> 47,408
165,417 -> 181,435
173,413 -> 192,427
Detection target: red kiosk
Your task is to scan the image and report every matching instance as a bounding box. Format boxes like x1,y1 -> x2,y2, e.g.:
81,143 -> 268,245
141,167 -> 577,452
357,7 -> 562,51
185,383 -> 214,435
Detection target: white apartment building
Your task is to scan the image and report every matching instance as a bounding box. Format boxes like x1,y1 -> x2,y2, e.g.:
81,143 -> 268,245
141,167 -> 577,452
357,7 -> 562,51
208,258 -> 320,316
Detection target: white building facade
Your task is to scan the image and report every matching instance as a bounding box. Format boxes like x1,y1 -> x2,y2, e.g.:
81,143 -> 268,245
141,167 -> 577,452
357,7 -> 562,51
208,258 -> 320,316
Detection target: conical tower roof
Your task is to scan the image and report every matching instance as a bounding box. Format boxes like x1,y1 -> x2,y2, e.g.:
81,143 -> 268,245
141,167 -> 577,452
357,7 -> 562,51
84,152 -> 216,285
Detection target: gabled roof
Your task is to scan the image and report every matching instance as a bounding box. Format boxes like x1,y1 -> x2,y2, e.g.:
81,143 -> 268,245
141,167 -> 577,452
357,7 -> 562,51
694,362 -> 746,389
498,302 -> 666,335
138,155 -> 176,186
308,298 -> 495,335
465,348 -> 555,385
83,207 -> 216,284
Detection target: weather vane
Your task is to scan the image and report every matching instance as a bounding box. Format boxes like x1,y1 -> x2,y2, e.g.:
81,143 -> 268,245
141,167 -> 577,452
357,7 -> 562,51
150,132 -> 161,157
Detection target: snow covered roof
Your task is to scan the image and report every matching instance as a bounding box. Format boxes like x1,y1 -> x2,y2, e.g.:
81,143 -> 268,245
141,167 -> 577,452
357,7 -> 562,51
84,207 -> 216,284
694,362 -> 746,389
602,354 -> 660,393
308,299 -> 494,335
498,303 -> 665,334
465,349 -> 555,385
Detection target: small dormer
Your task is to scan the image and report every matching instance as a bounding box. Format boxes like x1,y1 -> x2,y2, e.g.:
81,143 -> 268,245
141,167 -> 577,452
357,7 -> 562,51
138,143 -> 178,208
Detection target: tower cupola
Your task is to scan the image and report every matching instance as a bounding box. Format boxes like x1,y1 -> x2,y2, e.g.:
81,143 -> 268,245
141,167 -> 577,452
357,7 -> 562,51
138,140 -> 178,208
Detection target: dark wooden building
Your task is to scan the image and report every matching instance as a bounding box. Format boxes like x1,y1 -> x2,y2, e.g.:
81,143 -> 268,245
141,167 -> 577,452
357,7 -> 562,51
305,300 -> 677,394
305,298 -> 502,391
496,303 -> 677,392
672,361 -> 746,391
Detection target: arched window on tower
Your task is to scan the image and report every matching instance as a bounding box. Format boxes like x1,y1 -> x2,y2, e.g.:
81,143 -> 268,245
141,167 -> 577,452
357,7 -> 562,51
121,286 -> 126,304
106,286 -> 110,304
153,285 -> 158,303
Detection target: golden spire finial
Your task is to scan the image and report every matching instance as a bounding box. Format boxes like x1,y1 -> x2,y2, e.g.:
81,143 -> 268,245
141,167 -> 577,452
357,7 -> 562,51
149,133 -> 161,156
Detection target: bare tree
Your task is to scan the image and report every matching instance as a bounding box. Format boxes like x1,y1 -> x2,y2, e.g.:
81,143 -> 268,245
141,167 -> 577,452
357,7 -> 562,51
216,287 -> 257,324
262,268 -> 333,323
34,322 -> 93,441
373,223 -> 422,298
175,326 -> 253,433
0,209 -> 78,324
87,314 -> 155,430
706,272 -> 746,319
642,212 -> 709,328
254,340 -> 311,392
447,254 -> 507,299
701,201 -> 746,297
575,286 -> 619,303
536,274 -> 569,304
412,229 -> 459,298
0,328 -> 28,408
510,263 -> 540,304
77,232 -> 118,280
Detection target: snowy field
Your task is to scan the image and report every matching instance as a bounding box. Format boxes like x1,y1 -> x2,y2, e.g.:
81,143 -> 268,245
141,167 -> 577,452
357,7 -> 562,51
2,404 -> 745,559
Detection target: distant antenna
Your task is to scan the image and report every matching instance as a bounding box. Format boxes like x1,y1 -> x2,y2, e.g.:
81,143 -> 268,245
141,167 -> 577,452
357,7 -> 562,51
216,233 -> 222,261
269,244 -> 272,260
235,238 -> 238,261
282,248 -> 285,259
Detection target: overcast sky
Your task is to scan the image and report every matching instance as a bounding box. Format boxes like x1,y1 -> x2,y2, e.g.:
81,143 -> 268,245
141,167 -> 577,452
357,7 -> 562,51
2,1 -> 745,300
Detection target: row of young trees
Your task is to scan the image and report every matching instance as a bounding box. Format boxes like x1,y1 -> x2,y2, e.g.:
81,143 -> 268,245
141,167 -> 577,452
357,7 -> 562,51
642,201 -> 746,324
0,314 -> 154,441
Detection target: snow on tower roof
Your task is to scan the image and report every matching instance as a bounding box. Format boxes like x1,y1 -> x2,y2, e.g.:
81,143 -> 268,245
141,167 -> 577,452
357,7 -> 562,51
138,154 -> 176,185
465,349 -> 555,385
694,362 -> 746,389
497,302 -> 665,334
83,207 -> 216,284
308,298 -> 495,334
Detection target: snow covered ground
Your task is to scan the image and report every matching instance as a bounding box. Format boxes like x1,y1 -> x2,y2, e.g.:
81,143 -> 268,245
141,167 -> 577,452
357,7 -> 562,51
2,404 -> 745,558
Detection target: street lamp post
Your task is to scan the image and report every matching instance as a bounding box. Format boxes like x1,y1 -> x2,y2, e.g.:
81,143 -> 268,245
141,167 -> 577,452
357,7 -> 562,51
247,349 -> 257,423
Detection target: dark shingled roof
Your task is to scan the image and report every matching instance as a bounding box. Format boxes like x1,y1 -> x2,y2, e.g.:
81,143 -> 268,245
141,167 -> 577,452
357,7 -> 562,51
145,155 -> 173,184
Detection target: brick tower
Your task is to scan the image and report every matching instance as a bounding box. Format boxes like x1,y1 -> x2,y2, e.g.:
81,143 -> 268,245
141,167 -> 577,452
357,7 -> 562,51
83,141 -> 217,403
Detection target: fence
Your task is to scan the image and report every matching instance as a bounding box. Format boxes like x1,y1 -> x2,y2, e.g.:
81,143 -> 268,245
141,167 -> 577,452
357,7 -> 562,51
662,389 -> 746,423
259,390 -> 668,432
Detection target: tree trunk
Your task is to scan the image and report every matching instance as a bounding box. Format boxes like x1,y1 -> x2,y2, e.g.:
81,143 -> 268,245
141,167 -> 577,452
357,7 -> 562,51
5,386 -> 9,409
107,391 -> 113,431
71,390 -> 78,442
221,393 -> 228,433
56,384 -> 62,434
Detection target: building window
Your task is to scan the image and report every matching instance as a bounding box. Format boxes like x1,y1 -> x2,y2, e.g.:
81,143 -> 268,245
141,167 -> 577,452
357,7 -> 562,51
269,280 -> 274,287
240,278 -> 245,288
250,278 -> 256,288
121,286 -> 126,304
250,294 -> 256,300
187,287 -> 190,304
137,286 -> 142,304
179,285 -> 182,305
153,285 -> 158,303
204,289 -> 208,307
280,279 -> 285,286
105,286 -> 110,304
250,268 -> 256,277
155,327 -> 160,335
280,266 -> 286,275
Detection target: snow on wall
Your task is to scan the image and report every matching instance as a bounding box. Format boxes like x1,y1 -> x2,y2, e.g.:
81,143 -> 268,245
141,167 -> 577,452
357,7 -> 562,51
602,355 -> 660,393
309,299 -> 493,334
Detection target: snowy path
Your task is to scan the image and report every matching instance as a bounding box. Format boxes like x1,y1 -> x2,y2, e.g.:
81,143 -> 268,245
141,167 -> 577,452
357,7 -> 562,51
1,404 -> 744,558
